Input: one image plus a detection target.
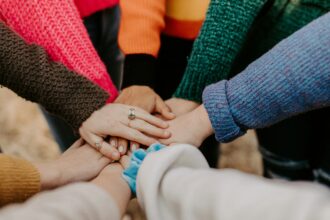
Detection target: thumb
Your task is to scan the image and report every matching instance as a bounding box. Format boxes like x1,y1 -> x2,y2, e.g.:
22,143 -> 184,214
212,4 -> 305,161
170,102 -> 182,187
155,96 -> 176,120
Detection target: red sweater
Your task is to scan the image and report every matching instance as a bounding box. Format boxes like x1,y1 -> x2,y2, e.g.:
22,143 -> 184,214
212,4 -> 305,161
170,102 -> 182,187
0,0 -> 119,102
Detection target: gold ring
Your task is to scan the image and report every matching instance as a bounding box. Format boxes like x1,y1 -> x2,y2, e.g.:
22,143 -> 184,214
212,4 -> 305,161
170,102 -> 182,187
128,108 -> 136,120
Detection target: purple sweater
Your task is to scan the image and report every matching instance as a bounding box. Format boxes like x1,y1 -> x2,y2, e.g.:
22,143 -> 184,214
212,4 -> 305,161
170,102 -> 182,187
202,13 -> 330,143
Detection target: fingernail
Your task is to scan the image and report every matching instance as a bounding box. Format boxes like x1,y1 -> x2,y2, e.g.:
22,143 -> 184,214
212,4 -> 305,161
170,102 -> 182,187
131,144 -> 137,151
112,151 -> 120,159
111,140 -> 116,146
118,145 -> 124,153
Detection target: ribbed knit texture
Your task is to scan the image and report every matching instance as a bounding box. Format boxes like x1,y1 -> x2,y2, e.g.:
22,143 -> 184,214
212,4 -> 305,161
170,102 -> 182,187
0,22 -> 109,131
0,155 -> 40,206
119,0 -> 166,57
0,0 -> 118,102
175,0 -> 329,102
203,13 -> 330,143
74,0 -> 119,18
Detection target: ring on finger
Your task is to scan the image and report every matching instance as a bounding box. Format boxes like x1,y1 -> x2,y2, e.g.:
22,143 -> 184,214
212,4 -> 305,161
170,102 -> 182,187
128,108 -> 136,120
94,141 -> 103,151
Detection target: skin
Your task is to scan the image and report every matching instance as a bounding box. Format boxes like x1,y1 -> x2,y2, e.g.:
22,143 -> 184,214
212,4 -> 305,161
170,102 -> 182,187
159,105 -> 214,147
91,161 -> 131,216
79,103 -> 170,160
165,98 -> 199,116
113,86 -> 176,153
34,139 -> 111,190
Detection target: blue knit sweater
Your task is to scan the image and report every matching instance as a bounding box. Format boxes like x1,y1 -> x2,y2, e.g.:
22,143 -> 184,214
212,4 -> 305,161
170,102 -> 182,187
202,13 -> 330,143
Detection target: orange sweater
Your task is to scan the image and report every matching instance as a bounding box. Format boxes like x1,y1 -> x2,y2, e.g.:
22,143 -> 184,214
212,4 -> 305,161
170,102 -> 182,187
0,155 -> 40,206
119,0 -> 210,57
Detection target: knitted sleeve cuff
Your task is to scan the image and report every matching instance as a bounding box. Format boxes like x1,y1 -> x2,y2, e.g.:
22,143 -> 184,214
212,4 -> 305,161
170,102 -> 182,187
122,143 -> 164,195
0,155 -> 41,206
122,54 -> 157,89
202,80 -> 246,143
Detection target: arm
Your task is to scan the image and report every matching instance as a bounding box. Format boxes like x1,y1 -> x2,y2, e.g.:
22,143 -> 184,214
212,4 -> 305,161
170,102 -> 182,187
174,0 -> 268,102
0,155 -> 40,206
0,21 -> 109,131
119,0 -> 166,88
203,13 -> 330,142
0,0 -> 118,101
137,144 -> 330,220
0,140 -> 111,206
0,183 -> 121,220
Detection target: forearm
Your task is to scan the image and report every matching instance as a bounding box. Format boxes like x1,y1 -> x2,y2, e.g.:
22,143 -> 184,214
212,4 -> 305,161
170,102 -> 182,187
0,22 -> 109,131
0,183 -> 120,220
174,0 -> 268,102
0,155 -> 40,206
203,13 -> 330,142
118,0 -> 166,57
162,168 -> 330,220
0,0 -> 118,100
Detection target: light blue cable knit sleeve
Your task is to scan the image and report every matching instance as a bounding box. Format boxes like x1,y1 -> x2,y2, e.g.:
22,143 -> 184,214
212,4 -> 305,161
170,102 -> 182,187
202,13 -> 330,143
122,143 -> 165,195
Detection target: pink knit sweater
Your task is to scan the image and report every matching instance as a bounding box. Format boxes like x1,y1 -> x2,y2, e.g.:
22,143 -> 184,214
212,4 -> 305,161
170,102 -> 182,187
0,0 -> 119,102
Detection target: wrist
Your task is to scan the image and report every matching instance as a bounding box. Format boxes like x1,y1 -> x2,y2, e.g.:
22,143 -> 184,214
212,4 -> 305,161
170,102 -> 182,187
193,105 -> 214,142
122,54 -> 157,89
92,165 -> 131,215
34,162 -> 61,190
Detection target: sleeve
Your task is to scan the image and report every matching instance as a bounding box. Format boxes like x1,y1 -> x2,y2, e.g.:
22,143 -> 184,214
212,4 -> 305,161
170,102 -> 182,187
0,0 -> 118,102
0,183 -> 120,220
173,0 -> 268,102
0,21 -> 109,132
202,12 -> 330,142
0,155 -> 40,206
137,144 -> 330,220
118,0 -> 166,88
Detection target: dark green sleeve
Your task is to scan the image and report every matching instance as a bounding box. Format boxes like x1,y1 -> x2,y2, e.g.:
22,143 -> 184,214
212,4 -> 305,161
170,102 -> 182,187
174,0 -> 268,102
0,21 -> 109,131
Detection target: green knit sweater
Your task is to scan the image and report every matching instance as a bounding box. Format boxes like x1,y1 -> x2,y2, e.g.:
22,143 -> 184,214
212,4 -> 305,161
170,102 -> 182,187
174,0 -> 329,102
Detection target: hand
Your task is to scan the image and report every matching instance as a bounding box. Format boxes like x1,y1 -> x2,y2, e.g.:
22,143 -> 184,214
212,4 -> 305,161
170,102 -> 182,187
165,98 -> 199,116
114,86 -> 175,153
80,104 -> 170,160
108,137 -> 139,157
91,162 -> 131,216
159,105 -> 214,147
35,139 -> 110,190
116,86 -> 175,120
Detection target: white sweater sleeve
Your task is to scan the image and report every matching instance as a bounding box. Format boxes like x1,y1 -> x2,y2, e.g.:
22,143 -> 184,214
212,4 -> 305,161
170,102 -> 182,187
0,183 -> 120,220
137,144 -> 330,220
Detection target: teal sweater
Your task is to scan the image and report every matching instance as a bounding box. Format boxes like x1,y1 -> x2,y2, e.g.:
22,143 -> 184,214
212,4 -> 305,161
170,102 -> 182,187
174,0 -> 330,102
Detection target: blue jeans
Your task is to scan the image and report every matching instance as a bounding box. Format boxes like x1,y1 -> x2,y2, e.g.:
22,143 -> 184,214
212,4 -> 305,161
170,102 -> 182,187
41,5 -> 123,151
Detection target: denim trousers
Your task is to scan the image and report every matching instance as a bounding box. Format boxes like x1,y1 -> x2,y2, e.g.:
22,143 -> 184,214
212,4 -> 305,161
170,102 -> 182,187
41,6 -> 123,151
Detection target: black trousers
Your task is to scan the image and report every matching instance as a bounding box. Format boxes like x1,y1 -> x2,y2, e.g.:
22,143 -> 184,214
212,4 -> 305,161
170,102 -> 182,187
259,107 -> 330,186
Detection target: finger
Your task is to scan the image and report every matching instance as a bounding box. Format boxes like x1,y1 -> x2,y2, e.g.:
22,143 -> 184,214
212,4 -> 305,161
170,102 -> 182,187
155,96 -> 176,120
134,108 -> 168,128
109,137 -> 118,148
119,155 -> 131,169
99,156 -> 112,165
66,138 -> 84,152
99,141 -> 121,161
117,138 -> 128,155
128,119 -> 171,139
113,124 -> 158,146
79,127 -> 105,152
130,141 -> 140,152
